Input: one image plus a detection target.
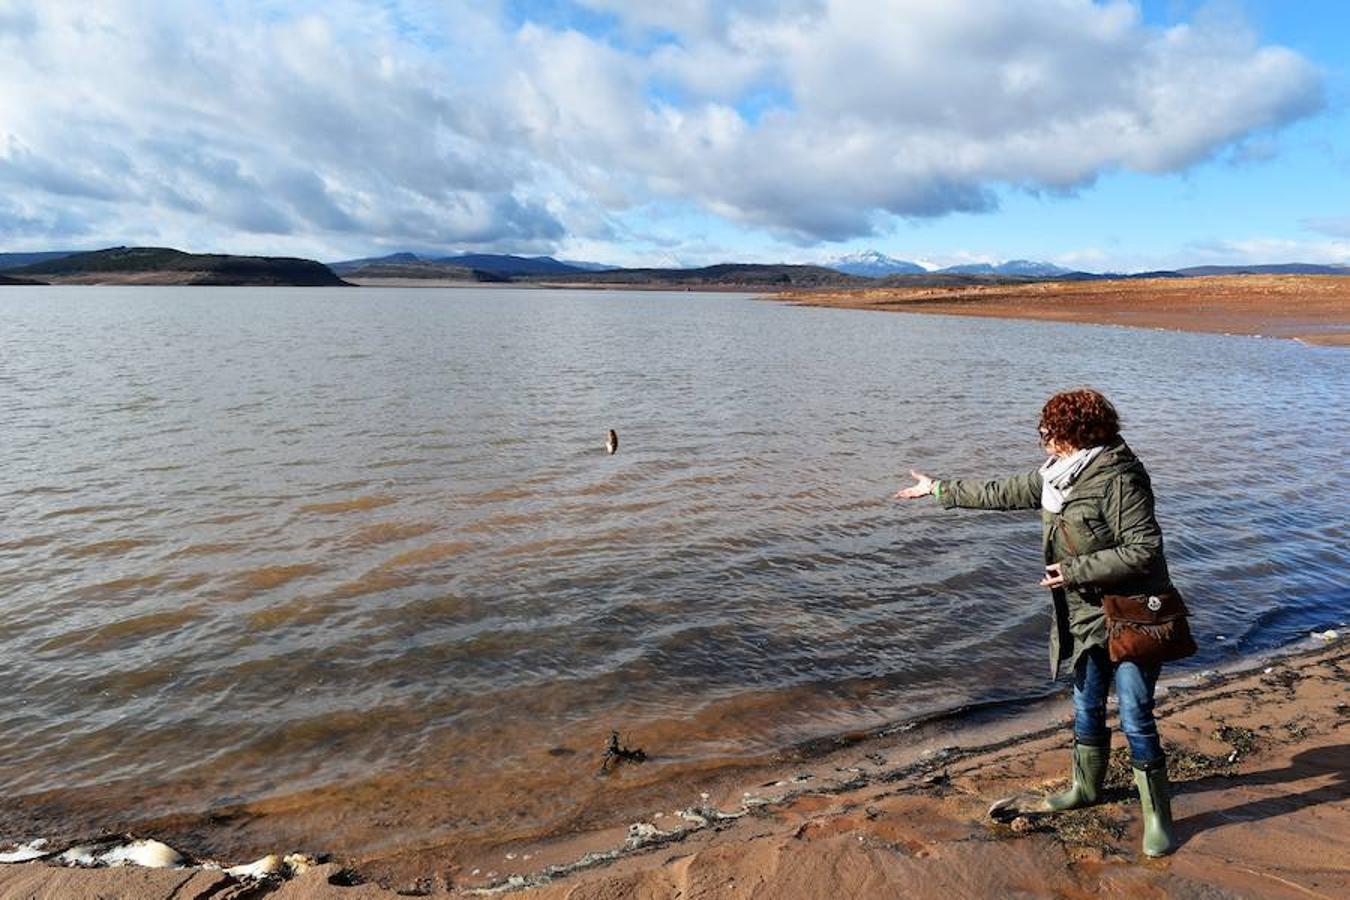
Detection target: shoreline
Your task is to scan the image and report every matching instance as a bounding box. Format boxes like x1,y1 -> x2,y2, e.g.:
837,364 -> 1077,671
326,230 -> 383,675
439,634 -> 1350,895
769,274 -> 1350,347
345,277 -> 774,292
11,275 -> 1349,345
3,634 -> 1344,897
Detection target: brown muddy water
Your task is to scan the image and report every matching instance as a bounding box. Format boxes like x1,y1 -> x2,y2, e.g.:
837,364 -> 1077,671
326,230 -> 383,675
0,286 -> 1346,864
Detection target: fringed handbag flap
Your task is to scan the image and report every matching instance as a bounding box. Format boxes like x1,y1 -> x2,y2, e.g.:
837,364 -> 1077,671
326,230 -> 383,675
1102,588 -> 1189,624
1107,618 -> 1184,643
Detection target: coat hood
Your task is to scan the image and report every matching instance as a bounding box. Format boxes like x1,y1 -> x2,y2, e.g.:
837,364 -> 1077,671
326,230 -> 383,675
1078,439 -> 1144,484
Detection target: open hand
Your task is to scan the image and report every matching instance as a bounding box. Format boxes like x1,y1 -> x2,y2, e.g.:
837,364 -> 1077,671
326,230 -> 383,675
895,469 -> 935,500
1039,563 -> 1065,589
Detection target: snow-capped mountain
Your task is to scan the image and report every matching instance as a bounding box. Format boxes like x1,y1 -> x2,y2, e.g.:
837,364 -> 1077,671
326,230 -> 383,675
826,250 -> 928,277
937,259 -> 1074,276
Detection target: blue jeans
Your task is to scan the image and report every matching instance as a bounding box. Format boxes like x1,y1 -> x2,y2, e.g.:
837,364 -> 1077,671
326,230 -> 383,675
1072,644 -> 1163,766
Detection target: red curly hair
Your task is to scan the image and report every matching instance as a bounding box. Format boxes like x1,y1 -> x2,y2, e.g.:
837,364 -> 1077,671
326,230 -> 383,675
1039,389 -> 1120,451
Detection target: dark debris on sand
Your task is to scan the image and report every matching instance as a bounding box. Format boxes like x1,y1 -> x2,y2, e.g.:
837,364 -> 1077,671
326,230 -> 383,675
598,731 -> 647,775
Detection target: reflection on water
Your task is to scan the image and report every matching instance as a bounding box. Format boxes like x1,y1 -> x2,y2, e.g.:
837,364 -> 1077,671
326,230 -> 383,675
0,285 -> 1346,855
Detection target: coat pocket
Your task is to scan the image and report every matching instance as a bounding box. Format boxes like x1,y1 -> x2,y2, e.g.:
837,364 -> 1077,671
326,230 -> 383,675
1059,509 -> 1111,553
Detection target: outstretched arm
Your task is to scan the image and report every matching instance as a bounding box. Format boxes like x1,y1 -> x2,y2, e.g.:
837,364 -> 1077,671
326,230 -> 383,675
896,469 -> 1043,511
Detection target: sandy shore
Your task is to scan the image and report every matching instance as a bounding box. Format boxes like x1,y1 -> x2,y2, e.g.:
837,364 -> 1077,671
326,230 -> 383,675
2,639 -> 1344,897
772,275 -> 1350,346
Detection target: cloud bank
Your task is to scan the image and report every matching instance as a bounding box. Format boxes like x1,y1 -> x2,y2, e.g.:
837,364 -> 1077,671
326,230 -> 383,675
0,0 -> 1325,255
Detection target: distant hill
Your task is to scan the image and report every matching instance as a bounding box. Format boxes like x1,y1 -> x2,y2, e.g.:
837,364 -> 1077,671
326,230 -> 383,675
330,252 -> 588,278
1120,264 -> 1350,279
0,273 -> 46,285
938,259 -> 1077,277
328,252 -> 423,275
0,251 -> 81,271
1169,263 -> 1350,277
870,272 -> 1096,288
523,263 -> 870,288
344,261 -> 509,282
12,247 -> 350,286
827,250 -> 928,277
437,254 -> 584,276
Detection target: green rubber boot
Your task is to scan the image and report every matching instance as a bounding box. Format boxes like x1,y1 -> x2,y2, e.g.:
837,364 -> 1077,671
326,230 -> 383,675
1133,760 -> 1178,857
1042,741 -> 1110,812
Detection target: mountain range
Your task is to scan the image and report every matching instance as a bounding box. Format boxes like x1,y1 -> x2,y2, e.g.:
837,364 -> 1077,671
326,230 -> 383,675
334,249 -> 1093,280
329,252 -> 594,278
517,263 -> 870,287
823,251 -> 1081,277
1131,263 -> 1350,277
938,259 -> 1076,276
2,247 -> 1347,287
827,251 -> 927,276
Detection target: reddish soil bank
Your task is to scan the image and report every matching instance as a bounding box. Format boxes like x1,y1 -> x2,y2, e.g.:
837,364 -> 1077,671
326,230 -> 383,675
773,275 -> 1350,346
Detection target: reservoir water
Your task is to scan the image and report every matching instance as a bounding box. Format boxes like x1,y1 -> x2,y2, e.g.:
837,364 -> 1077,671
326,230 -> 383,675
1,286 -> 1345,859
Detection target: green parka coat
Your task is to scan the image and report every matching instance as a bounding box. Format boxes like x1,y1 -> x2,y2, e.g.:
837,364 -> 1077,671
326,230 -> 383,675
936,440 -> 1173,678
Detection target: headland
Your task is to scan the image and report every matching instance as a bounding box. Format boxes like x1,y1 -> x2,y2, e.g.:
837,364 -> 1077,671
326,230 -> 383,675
771,275 -> 1350,346
8,247 -> 351,287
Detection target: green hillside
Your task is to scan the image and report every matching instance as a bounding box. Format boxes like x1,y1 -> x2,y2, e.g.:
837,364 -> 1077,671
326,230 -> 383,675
13,247 -> 350,286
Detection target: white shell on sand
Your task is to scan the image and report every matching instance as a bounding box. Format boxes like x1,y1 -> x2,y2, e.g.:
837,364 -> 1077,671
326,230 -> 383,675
0,840 -> 48,863
220,853 -> 317,879
5,834 -> 317,881
57,845 -> 100,866
226,853 -> 282,878
98,839 -> 184,868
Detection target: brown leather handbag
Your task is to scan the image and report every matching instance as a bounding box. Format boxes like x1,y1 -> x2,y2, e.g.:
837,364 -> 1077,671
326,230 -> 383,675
1056,519 -> 1197,666
1101,589 -> 1197,666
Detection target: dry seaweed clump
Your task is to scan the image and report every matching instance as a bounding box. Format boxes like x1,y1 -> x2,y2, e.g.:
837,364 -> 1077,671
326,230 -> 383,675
1167,747 -> 1236,781
1099,745 -> 1235,790
1102,748 -> 1137,791
1259,666 -> 1303,695
1052,807 -> 1128,853
986,804 -> 1128,856
1211,723 -> 1260,762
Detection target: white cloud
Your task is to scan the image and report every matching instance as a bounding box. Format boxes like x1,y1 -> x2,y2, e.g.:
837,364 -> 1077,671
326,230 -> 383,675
0,0 -> 1327,255
0,0 -> 564,254
521,0 -> 1322,241
1050,248 -> 1114,269
1302,217 -> 1350,239
1186,237 -> 1350,265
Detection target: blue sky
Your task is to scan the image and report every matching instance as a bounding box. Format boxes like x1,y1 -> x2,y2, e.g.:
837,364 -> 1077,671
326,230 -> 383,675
1,0 -> 1346,270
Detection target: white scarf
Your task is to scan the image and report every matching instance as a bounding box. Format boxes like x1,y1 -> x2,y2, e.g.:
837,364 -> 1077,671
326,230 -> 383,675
1040,446 -> 1105,513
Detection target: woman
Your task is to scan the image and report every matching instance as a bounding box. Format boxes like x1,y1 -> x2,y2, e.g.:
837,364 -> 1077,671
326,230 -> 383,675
896,388 -> 1179,857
